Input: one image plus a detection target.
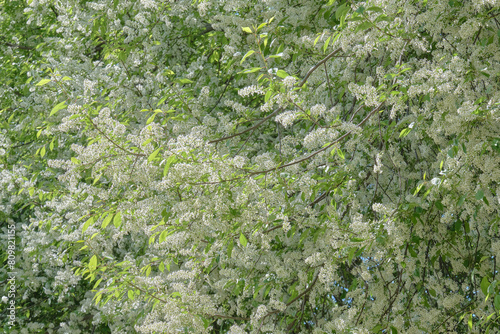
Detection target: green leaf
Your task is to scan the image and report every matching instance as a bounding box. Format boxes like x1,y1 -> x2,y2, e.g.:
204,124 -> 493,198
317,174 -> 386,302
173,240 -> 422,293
366,6 -> 383,13
159,230 -> 168,243
355,21 -> 373,32
399,128 -> 411,138
253,284 -> 265,299
468,314 -> 473,329
40,145 -> 46,158
348,247 -> 356,264
263,284 -> 272,298
227,239 -> 234,258
113,212 -> 122,228
457,195 -> 466,206
413,183 -> 425,196
93,278 -> 103,289
276,70 -> 289,78
89,255 -> 97,272
264,90 -> 273,102
355,6 -> 365,14
146,113 -> 156,125
313,34 -> 321,46
323,35 -> 331,53
242,27 -> 253,33
36,79 -> 51,86
102,213 -> 113,229
481,276 -> 490,296
93,174 -> 102,185
239,233 -> 248,247
495,295 -> 500,311
163,155 -> 177,177
240,50 -> 255,64
237,67 -> 262,74
50,101 -> 67,116
148,148 -> 161,162
475,189 -> 484,200
82,217 -> 94,233
159,262 -> 165,272
256,22 -> 267,31
128,290 -> 135,300
335,3 -> 348,19
337,148 -> 345,160
374,14 -> 392,23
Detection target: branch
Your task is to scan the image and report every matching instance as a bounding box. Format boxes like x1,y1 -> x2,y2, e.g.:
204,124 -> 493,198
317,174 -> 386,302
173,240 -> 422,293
1,42 -> 33,51
257,271 -> 321,333
208,48 -> 343,144
299,48 -> 343,87
192,101 -> 385,186
88,117 -> 146,157
208,108 -> 282,144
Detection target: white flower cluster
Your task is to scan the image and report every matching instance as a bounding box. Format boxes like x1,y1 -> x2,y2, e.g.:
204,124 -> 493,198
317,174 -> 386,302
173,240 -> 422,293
238,85 -> 264,97
282,76 -> 297,88
275,109 -> 299,128
373,152 -> 384,174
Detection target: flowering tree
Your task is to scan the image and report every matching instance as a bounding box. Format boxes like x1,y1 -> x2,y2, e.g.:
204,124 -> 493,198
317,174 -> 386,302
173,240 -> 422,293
1,0 -> 500,333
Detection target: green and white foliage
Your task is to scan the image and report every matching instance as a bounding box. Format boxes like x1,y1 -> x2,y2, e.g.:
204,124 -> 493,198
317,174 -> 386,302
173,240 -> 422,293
1,0 -> 500,332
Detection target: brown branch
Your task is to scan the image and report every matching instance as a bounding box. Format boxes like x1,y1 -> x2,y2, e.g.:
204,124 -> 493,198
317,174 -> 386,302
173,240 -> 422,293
299,48 -> 342,87
258,271 -> 321,333
324,62 -> 334,107
192,101 -> 385,186
209,108 -> 282,144
1,42 -> 33,50
208,48 -> 343,145
88,117 -> 146,157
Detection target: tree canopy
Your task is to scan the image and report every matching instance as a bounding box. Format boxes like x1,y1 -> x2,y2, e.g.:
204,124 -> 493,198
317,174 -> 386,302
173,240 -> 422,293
1,0 -> 500,333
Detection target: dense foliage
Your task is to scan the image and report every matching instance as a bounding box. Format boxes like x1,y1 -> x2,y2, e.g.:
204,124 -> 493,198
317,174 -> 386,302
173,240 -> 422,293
1,0 -> 500,333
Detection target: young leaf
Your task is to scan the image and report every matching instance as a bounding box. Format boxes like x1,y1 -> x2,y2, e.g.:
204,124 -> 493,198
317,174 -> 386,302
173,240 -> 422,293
36,79 -> 51,86
323,35 -> 331,53
239,233 -> 248,247
113,212 -> 122,228
148,148 -> 161,162
102,213 -> 113,228
50,101 -> 67,116
89,255 -> 97,272
82,217 -> 94,233
163,155 -> 177,177
159,230 -> 168,243
238,67 -> 262,74
240,50 -> 255,64
276,70 -> 289,78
